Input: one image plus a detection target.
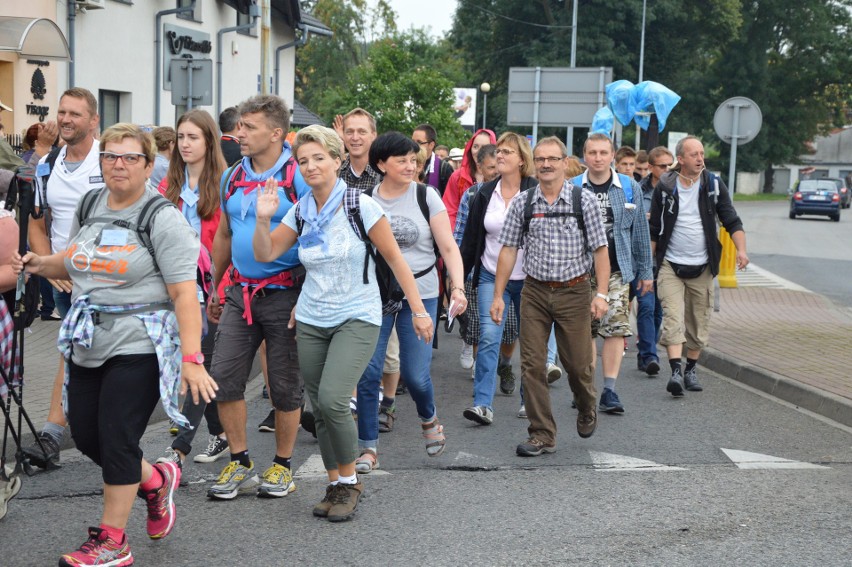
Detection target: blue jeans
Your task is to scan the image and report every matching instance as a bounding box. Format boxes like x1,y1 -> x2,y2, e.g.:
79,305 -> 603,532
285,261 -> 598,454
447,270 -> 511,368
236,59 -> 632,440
53,289 -> 72,318
632,277 -> 663,363
472,270 -> 523,409
547,326 -> 557,365
357,297 -> 439,449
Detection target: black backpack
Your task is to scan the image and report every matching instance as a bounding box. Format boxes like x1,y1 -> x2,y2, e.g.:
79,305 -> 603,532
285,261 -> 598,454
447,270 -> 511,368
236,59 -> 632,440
522,183 -> 587,247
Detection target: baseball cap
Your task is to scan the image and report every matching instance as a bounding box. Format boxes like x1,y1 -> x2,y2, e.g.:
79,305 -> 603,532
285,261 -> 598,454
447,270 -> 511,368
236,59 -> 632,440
449,147 -> 463,161
0,98 -> 12,112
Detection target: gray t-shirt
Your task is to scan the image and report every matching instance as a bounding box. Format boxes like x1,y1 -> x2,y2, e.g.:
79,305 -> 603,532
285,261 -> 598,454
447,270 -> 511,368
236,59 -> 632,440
64,187 -> 199,366
370,182 -> 445,300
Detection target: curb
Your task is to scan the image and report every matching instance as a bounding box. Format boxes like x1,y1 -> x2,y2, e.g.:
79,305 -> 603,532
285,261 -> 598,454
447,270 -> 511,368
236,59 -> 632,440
701,348 -> 852,429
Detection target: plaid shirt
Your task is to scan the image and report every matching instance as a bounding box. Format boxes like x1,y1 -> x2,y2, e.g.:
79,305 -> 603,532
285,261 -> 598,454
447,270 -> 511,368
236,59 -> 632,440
453,183 -> 481,247
499,180 -> 607,281
57,295 -> 189,427
339,158 -> 382,193
0,296 -> 19,401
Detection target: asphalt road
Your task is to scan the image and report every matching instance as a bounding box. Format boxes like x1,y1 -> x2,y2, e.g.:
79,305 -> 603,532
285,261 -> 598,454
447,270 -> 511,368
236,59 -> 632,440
735,200 -> 852,308
3,326 -> 851,566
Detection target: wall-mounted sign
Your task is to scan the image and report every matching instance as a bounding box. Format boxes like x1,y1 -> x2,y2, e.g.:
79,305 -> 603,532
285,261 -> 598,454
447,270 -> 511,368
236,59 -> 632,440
163,24 -> 212,91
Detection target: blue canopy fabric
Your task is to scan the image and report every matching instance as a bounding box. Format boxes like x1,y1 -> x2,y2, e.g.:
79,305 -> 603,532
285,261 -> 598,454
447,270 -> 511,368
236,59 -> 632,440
630,81 -> 681,132
591,106 -> 614,135
605,80 -> 635,126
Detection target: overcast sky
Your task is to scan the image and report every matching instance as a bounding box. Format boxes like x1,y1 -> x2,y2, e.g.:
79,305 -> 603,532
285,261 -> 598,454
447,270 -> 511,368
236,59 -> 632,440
384,0 -> 458,38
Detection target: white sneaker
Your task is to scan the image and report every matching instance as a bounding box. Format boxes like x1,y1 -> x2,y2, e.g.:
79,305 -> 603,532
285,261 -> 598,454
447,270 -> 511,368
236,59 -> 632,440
459,344 -> 475,369
462,405 -> 493,425
517,405 -> 527,419
546,363 -> 563,384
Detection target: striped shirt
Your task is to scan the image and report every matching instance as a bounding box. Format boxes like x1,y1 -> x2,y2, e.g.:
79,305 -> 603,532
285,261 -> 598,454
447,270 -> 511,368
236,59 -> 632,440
498,180 -> 607,281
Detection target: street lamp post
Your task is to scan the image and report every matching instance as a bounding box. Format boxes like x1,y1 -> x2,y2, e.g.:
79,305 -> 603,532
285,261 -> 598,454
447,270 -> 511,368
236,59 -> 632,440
480,82 -> 491,131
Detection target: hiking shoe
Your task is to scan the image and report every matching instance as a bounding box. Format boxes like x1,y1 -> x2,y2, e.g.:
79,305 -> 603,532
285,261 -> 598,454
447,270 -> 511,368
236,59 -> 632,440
462,405 -> 493,425
378,404 -> 396,433
156,447 -> 184,470
459,343 -> 475,369
327,480 -> 364,522
599,388 -> 625,414
684,367 -> 703,392
300,409 -> 317,438
168,420 -> 179,436
258,409 -> 276,432
355,449 -> 379,474
257,464 -> 295,498
59,527 -> 133,567
0,469 -> 22,521
140,461 -> 180,539
644,359 -> 660,376
517,405 -> 527,419
498,364 -> 516,395
546,363 -> 562,384
207,461 -> 259,500
313,484 -> 336,518
21,431 -> 61,469
516,437 -> 556,457
193,435 -> 229,463
577,409 -> 597,438
667,368 -> 685,397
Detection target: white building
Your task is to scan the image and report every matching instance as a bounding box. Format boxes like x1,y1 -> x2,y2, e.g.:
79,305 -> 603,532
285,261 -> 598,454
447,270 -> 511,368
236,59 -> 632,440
0,0 -> 330,135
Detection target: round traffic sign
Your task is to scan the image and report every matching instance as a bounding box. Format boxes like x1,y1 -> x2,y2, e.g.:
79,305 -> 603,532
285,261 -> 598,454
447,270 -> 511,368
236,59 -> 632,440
714,96 -> 762,146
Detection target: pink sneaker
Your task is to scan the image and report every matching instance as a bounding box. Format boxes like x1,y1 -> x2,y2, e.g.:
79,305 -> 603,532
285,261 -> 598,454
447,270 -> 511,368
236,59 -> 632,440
59,527 -> 133,566
140,461 -> 181,539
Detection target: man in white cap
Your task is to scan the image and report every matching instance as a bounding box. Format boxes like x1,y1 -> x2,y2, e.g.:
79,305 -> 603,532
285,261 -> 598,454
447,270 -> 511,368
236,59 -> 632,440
0,98 -> 25,172
448,147 -> 463,171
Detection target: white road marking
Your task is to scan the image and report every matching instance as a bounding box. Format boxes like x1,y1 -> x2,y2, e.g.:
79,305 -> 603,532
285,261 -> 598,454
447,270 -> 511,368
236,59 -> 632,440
589,451 -> 687,471
294,453 -> 389,477
721,448 -> 829,470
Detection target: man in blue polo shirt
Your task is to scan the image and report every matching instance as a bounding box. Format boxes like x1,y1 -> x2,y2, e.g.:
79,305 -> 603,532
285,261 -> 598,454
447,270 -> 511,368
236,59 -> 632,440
206,95 -> 309,501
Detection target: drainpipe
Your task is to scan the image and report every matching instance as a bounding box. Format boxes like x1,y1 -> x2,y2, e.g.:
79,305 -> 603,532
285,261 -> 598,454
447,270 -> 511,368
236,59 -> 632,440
274,23 -> 332,95
216,20 -> 257,118
155,2 -> 196,125
67,0 -> 75,87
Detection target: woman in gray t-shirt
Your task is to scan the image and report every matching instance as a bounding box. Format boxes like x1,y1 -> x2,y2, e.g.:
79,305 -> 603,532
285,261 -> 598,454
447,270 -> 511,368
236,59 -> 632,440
13,123 -> 217,565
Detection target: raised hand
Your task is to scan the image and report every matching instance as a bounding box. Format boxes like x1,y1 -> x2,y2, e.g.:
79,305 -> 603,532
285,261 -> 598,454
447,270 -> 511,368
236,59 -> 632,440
255,177 -> 280,221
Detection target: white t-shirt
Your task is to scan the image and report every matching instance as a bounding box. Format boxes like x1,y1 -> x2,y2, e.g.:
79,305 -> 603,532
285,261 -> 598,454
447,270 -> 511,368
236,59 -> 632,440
481,181 -> 525,280
283,193 -> 385,327
666,177 -> 708,265
35,142 -> 104,253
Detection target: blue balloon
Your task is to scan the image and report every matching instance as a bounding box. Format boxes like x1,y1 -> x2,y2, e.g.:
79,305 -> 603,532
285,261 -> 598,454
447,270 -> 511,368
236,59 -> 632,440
630,81 -> 681,132
606,80 -> 635,126
591,106 -> 614,135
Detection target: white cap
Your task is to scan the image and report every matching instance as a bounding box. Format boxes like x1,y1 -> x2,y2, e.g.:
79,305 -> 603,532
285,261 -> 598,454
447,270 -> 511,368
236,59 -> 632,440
449,147 -> 463,161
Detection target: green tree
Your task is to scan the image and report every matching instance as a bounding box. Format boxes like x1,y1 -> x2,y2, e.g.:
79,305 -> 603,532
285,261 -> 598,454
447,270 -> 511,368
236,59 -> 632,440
325,35 -> 470,146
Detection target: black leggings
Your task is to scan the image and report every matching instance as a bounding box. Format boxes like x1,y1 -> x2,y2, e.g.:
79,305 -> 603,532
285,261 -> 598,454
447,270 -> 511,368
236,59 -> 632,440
67,354 -> 160,485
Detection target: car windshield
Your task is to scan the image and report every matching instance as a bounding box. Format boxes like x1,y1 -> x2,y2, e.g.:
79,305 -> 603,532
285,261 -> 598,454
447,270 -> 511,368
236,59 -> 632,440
798,180 -> 838,193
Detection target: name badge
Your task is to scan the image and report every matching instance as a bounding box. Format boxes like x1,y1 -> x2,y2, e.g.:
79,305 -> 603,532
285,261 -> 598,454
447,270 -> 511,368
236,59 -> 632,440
298,231 -> 323,249
100,229 -> 128,246
89,176 -> 104,184
181,188 -> 199,207
36,162 -> 51,177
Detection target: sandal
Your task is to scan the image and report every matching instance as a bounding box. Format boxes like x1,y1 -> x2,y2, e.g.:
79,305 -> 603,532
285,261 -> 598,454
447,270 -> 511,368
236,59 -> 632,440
378,405 -> 396,433
355,449 -> 379,474
421,418 -> 446,457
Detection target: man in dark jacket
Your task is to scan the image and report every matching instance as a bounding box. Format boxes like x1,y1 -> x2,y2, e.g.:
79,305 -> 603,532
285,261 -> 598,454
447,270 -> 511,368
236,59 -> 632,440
649,136 -> 749,397
412,124 -> 454,196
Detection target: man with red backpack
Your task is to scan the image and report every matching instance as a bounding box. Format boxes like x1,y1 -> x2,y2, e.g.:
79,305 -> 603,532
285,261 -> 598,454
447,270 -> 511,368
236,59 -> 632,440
206,95 -> 309,500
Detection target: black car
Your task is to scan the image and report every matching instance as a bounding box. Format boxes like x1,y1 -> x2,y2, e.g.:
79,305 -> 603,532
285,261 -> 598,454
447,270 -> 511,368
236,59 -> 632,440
789,179 -> 841,221
825,177 -> 851,208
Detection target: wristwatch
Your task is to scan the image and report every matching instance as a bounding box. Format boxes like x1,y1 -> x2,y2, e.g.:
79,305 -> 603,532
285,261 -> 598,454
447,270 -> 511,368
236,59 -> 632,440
595,292 -> 609,301
182,352 -> 205,365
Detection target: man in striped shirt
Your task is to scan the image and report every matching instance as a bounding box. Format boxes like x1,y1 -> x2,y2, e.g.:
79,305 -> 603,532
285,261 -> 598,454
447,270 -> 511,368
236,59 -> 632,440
490,136 -> 610,457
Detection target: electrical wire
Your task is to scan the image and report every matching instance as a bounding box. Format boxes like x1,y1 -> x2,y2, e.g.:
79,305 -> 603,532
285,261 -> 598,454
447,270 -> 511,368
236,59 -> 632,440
467,3 -> 574,29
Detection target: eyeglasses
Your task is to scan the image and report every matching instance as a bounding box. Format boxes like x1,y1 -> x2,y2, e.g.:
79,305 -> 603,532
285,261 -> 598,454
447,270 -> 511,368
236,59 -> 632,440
100,152 -> 146,165
652,162 -> 673,168
415,140 -> 432,146
495,148 -> 516,156
533,156 -> 564,165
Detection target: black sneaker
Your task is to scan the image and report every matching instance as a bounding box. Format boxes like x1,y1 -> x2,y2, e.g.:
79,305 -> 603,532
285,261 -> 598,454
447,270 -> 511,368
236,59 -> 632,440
516,437 -> 556,457
258,409 -> 276,432
261,385 -> 269,399
684,367 -> 703,391
498,364 -> 516,395
22,431 -> 61,469
300,409 -> 317,438
644,359 -> 660,376
193,435 -> 230,463
667,368 -> 685,397
599,388 -> 624,414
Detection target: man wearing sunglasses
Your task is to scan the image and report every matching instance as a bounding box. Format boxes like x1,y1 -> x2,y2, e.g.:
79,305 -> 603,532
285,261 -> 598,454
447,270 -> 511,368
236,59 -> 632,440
22,88 -> 103,470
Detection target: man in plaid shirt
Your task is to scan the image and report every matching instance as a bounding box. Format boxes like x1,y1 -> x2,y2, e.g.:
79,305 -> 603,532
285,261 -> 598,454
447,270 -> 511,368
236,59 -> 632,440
490,136 -> 610,457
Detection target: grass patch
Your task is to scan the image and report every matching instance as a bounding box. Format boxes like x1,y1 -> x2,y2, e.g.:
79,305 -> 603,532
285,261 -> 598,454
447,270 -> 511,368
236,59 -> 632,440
733,193 -> 788,201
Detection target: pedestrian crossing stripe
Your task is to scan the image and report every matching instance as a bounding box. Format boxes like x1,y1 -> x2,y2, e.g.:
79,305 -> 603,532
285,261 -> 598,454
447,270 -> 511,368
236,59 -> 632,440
589,451 -> 687,471
294,453 -> 390,477
720,448 -> 830,470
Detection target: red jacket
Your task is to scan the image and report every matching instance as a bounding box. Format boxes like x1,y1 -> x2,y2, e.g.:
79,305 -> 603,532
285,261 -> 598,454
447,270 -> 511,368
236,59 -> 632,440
442,128 -> 497,230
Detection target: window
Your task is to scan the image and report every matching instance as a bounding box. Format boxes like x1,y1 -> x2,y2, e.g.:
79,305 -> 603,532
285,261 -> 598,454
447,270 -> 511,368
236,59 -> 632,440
237,9 -> 257,37
176,0 -> 202,22
99,90 -> 121,130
